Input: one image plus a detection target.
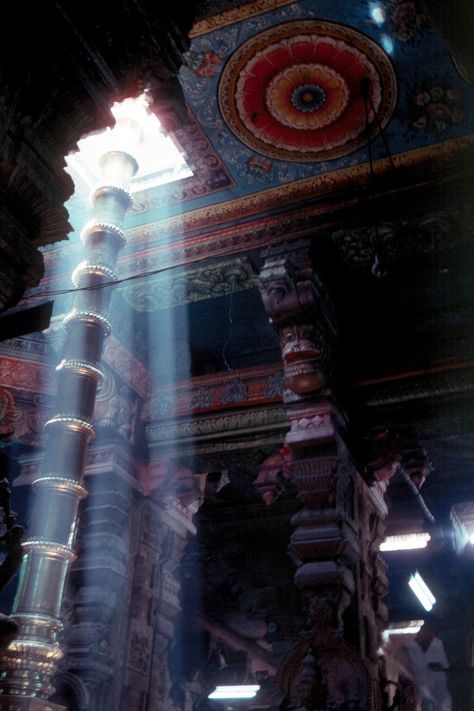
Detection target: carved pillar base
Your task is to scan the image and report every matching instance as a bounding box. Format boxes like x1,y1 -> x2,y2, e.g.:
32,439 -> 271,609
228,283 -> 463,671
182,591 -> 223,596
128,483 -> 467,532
0,698 -> 65,711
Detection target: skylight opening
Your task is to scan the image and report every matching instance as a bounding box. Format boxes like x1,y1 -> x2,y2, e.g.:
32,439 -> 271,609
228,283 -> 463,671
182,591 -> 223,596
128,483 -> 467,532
65,94 -> 192,194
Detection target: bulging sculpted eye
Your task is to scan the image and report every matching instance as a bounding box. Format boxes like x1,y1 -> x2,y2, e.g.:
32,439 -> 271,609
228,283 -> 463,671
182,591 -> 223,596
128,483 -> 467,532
270,287 -> 286,300
263,280 -> 288,302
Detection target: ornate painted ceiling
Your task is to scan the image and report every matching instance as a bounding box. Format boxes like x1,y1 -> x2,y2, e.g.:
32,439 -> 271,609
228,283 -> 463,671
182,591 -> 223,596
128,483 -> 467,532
38,0 -> 474,390
121,0 -> 474,239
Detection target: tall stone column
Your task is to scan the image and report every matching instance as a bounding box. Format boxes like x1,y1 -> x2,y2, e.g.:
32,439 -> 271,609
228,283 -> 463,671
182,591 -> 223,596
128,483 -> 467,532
0,100 -> 145,709
258,242 -> 387,711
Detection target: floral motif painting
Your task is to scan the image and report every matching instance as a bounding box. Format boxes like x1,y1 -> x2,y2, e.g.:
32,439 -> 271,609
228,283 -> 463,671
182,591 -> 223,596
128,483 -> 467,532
386,0 -> 428,44
408,81 -> 464,134
218,20 -> 397,162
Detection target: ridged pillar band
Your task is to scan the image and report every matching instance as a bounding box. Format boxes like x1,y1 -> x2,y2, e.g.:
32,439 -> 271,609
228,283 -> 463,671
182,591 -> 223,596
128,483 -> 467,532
80,220 -> 127,248
0,106 -> 144,703
71,262 -> 118,287
63,310 -> 112,334
55,359 -> 105,384
33,477 -> 88,499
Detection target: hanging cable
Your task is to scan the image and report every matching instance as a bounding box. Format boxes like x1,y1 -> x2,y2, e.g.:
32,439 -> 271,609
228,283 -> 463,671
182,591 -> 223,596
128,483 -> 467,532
221,277 -> 235,372
18,255 -> 227,303
361,77 -> 390,278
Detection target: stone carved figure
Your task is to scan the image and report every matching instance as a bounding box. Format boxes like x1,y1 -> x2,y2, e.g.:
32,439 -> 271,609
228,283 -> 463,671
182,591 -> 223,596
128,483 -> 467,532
293,648 -> 329,710
362,427 -> 402,486
259,251 -> 319,326
0,388 -> 15,440
278,634 -> 370,711
280,322 -> 330,394
95,368 -> 138,442
254,447 -> 292,505
0,452 -> 24,594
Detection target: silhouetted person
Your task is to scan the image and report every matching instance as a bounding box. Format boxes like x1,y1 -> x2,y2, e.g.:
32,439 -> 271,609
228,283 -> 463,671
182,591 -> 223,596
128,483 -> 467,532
402,620 -> 452,711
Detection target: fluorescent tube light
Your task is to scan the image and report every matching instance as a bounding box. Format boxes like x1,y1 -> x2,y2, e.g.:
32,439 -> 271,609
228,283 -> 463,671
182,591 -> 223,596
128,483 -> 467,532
382,620 -> 424,642
380,533 -> 431,551
408,572 -> 436,611
208,685 -> 260,700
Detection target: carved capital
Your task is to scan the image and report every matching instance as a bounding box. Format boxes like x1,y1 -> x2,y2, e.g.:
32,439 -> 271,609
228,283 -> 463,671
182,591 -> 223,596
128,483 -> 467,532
258,243 -> 336,396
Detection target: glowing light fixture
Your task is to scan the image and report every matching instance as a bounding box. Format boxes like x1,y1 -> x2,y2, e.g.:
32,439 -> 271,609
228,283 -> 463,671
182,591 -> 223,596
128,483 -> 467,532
208,685 -> 260,700
381,35 -> 394,55
370,4 -> 385,25
382,620 -> 424,642
380,533 -> 431,551
408,571 -> 436,612
450,503 -> 474,552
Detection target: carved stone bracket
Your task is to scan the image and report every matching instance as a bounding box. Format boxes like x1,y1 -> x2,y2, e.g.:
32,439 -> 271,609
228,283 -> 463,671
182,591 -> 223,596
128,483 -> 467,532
258,242 -> 336,396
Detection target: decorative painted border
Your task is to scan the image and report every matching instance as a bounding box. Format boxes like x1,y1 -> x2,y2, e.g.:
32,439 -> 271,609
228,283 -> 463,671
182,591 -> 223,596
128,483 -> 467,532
20,137 -> 474,303
146,404 -> 288,444
143,364 -> 284,421
0,356 -> 54,394
126,137 -> 474,243
355,361 -> 474,407
131,115 -> 234,215
119,255 -> 257,312
190,0 -> 294,37
0,336 -> 151,399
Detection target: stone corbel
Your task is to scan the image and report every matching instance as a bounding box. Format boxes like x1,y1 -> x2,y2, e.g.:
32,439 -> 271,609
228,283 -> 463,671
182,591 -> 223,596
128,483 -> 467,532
258,242 -> 336,397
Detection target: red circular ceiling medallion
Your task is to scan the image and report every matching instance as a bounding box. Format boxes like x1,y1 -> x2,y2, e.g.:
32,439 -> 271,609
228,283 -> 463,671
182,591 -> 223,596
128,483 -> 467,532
218,21 -> 397,162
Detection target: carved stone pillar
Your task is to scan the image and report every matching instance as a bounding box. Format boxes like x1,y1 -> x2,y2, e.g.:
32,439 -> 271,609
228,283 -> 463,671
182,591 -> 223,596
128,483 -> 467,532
258,242 -> 387,710
116,461 -> 203,711
60,467 -> 135,710
0,101 -> 146,709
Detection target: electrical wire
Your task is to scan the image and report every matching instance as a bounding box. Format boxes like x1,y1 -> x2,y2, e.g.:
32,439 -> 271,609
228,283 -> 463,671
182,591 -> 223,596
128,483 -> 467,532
365,87 -> 396,171
19,257 -> 214,303
221,279 -> 235,372
361,76 -> 396,278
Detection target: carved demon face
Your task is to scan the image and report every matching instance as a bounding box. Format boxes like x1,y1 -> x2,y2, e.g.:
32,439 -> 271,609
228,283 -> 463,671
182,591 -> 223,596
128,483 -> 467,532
280,323 -> 329,394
